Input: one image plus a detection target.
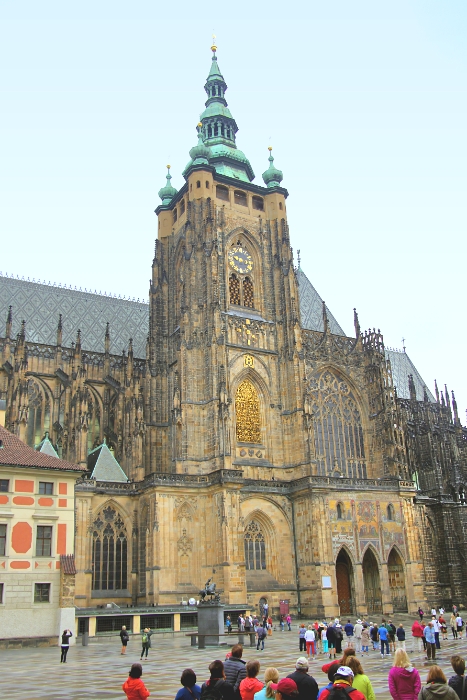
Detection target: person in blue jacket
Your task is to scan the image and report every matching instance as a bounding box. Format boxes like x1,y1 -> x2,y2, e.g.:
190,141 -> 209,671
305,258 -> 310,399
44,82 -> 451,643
344,620 -> 355,648
378,621 -> 389,658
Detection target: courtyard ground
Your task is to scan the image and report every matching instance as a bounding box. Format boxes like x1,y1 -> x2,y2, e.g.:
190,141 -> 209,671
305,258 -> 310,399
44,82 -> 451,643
3,620 -> 466,699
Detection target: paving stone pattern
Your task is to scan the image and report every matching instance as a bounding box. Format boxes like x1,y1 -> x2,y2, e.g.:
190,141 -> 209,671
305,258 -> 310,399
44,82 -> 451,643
3,621 -> 467,700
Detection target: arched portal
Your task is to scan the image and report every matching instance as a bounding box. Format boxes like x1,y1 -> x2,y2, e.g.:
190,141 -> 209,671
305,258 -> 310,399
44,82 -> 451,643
336,549 -> 355,615
388,548 -> 407,612
362,548 -> 382,615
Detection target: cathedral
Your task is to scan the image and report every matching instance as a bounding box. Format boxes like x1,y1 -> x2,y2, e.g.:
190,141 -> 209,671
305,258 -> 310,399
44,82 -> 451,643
1,44 -> 466,619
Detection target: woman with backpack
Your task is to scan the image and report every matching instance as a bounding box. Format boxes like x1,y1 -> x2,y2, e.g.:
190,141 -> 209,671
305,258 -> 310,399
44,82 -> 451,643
140,627 -> 153,661
318,666 -> 366,700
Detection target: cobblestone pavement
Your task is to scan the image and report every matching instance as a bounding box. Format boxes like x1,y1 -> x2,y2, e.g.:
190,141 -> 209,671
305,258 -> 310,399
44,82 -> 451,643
3,626 -> 467,700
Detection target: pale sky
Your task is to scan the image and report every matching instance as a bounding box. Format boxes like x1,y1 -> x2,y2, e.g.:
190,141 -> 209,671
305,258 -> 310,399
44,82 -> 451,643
1,1 -> 466,418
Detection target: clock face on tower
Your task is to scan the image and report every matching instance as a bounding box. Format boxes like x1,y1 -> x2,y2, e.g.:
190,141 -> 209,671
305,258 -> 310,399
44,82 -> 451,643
228,246 -> 253,274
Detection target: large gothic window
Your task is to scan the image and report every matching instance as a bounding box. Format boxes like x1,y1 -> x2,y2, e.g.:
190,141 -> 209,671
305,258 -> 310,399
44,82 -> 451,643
92,506 -> 128,591
308,370 -> 366,478
235,380 -> 261,443
244,520 -> 266,570
229,274 -> 241,305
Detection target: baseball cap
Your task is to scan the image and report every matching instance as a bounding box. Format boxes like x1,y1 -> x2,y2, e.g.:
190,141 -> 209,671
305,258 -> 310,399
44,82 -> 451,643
295,657 -> 309,670
335,666 -> 354,678
270,679 -> 298,694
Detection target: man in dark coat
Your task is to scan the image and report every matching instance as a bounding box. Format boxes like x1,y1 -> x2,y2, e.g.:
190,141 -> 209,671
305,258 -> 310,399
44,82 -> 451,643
223,645 -> 247,700
287,657 -> 319,700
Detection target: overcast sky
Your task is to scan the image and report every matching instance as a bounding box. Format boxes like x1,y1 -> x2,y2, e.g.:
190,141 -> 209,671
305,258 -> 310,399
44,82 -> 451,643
1,1 -> 466,419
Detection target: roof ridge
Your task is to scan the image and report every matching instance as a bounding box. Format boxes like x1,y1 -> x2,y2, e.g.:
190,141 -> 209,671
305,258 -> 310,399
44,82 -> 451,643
0,271 -> 149,305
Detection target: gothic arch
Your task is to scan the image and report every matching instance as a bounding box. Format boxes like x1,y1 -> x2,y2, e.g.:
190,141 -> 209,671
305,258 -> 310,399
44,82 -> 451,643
360,542 -> 382,565
175,500 -> 195,523
231,369 -> 271,448
25,378 -> 51,448
228,351 -> 272,383
243,509 -> 278,576
387,545 -> 408,612
336,543 -> 358,567
361,545 -> 382,615
235,379 -> 261,444
335,546 -> 356,615
225,228 -> 264,314
305,366 -> 368,478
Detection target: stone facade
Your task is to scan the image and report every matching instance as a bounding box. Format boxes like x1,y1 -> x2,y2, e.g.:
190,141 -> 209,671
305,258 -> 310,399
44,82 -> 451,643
1,48 -> 467,620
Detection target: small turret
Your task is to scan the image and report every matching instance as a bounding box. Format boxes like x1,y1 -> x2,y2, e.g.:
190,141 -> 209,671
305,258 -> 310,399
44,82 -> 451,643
189,123 -> 211,166
56,314 -> 62,347
452,390 -> 460,425
262,147 -> 283,188
5,306 -> 12,339
158,165 -> 178,205
434,379 -> 440,403
353,308 -> 361,338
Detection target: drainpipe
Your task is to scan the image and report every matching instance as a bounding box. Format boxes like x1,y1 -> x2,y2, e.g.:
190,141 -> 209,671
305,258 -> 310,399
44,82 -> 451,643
291,499 -> 301,618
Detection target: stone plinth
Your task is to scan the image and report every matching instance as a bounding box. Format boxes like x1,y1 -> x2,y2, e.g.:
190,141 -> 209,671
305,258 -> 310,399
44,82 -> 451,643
197,604 -> 225,645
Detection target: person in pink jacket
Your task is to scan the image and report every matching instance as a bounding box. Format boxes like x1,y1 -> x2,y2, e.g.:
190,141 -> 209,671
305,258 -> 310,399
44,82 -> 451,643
388,649 -> 421,700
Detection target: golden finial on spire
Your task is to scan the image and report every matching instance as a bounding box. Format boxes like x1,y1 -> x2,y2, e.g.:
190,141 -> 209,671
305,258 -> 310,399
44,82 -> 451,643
166,164 -> 171,169
211,33 -> 217,53
198,122 -> 203,128
268,146 -> 273,152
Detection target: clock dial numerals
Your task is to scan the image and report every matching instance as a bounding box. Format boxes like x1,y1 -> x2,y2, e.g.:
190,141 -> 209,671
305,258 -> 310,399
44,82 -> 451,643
228,246 -> 253,274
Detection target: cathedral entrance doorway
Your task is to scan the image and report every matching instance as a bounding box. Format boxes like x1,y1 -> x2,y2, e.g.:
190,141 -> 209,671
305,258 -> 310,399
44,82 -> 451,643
336,549 -> 355,615
388,548 -> 407,612
362,548 -> 382,615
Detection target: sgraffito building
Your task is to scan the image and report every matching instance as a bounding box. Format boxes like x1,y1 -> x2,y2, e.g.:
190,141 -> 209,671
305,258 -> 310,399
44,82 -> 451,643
1,46 -> 466,619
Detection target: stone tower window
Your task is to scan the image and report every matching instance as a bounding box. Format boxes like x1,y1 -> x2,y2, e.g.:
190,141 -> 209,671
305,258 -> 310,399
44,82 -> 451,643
387,504 -> 395,521
252,196 -> 264,211
216,185 -> 229,201
92,506 -> 128,592
308,370 -> 366,478
229,274 -> 241,305
235,379 -> 261,443
244,520 -> 266,570
234,190 -> 247,207
180,199 -> 185,215
205,181 -> 210,189
243,277 -> 254,308
337,503 -> 344,520
196,180 -> 201,188
173,208 -> 178,223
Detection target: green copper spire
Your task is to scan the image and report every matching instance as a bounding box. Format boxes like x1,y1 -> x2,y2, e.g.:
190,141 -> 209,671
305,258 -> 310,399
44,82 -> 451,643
196,43 -> 254,182
189,123 -> 211,165
158,165 -> 178,205
262,147 -> 283,188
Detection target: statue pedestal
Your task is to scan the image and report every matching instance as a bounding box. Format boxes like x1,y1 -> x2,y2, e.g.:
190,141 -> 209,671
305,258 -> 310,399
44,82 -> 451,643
197,603 -> 225,646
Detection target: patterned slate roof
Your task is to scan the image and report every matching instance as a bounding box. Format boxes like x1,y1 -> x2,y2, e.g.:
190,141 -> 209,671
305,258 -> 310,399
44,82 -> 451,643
0,274 -> 149,358
385,348 -> 435,402
297,268 -> 346,335
88,443 -> 128,482
36,434 -> 60,458
0,425 -> 85,471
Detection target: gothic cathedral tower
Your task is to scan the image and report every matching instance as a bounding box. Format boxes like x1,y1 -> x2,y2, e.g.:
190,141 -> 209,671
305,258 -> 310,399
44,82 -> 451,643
149,45 -> 307,477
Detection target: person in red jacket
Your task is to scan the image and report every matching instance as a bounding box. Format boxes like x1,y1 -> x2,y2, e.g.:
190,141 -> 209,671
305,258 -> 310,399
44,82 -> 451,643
123,663 -> 150,700
411,619 -> 425,654
322,648 -> 356,675
319,666 -> 365,700
239,660 -> 263,700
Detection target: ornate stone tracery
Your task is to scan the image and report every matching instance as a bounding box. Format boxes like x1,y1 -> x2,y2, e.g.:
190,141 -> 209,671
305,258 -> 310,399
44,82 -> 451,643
244,520 -> 266,570
92,505 -> 128,591
235,379 -> 261,443
307,369 -> 366,478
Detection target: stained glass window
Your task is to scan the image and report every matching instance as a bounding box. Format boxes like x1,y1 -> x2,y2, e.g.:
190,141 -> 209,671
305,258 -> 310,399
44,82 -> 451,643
92,507 -> 128,591
235,380 -> 261,443
244,520 -> 266,570
307,370 -> 366,477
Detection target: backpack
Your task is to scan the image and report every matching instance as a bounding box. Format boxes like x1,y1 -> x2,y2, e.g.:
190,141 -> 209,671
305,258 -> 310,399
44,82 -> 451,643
201,681 -> 225,700
142,633 -> 148,643
328,686 -> 357,700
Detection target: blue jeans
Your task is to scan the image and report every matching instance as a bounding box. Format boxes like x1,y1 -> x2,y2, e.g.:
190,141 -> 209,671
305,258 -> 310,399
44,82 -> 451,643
257,638 -> 265,650
381,639 -> 389,655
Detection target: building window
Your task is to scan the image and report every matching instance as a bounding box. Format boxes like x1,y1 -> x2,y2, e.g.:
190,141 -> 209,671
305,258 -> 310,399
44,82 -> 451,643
243,277 -> 254,308
229,274 -> 241,306
244,520 -> 266,570
0,524 -> 6,556
216,185 -> 229,201
92,506 -> 128,591
39,482 -> 53,495
387,504 -> 395,521
252,196 -> 264,211
337,503 -> 344,520
0,480 -> 9,492
180,199 -> 185,215
196,180 -> 201,188
234,190 -> 247,207
205,180 -> 210,189
235,380 -> 261,444
279,202 -> 283,210
36,525 -> 52,556
308,369 -> 366,478
34,583 -> 50,603
173,208 -> 178,223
